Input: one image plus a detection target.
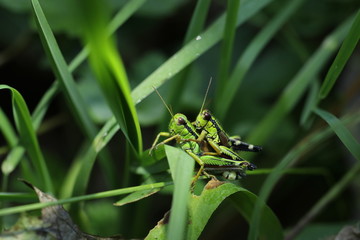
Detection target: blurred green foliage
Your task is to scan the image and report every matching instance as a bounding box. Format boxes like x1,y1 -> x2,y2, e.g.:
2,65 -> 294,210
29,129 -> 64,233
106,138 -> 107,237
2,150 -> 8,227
0,0 -> 359,239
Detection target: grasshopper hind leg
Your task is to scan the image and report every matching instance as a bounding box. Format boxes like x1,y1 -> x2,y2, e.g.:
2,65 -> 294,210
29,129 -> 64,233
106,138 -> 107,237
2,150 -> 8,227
185,150 -> 216,185
229,136 -> 262,152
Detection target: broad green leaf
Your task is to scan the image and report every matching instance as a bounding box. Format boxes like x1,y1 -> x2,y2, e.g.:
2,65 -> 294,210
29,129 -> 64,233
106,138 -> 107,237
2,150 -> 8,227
314,108 -> 360,160
165,145 -> 194,240
0,85 -> 53,193
190,181 -> 283,239
146,180 -> 283,240
319,10 -> 360,99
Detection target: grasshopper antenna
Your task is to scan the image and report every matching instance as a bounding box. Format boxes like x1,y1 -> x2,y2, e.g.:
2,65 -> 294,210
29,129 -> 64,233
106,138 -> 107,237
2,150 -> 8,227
199,77 -> 212,113
153,86 -> 174,118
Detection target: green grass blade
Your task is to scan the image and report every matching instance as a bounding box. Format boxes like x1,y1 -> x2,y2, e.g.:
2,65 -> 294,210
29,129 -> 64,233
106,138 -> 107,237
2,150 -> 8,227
81,0 -> 142,154
0,85 -> 53,193
108,0 -> 147,34
0,192 -> 37,201
1,82 -> 58,181
131,0 -> 273,105
165,146 -> 194,240
245,15 -> 354,149
247,111 -> 360,240
69,0 -> 147,73
30,0 -> 97,139
31,81 -> 59,130
215,0 -> 241,99
285,161 -> 360,239
216,0 -> 305,118
30,0 -> 121,190
162,0 -> 211,114
0,108 -> 18,147
0,181 -> 172,217
319,10 -> 360,99
1,146 -> 25,176
5,0 -> 145,191
183,0 -> 211,44
113,187 -> 161,206
60,117 -> 119,198
300,80 -> 320,126
314,108 -> 360,160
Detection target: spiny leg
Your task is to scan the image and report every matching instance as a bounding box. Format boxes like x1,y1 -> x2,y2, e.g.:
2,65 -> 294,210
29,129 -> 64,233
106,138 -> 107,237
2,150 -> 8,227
150,132 -> 178,154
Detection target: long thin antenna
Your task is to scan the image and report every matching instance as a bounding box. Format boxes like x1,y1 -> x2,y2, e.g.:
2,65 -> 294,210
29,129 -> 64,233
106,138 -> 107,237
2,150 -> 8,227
153,87 -> 174,118
200,77 -> 212,113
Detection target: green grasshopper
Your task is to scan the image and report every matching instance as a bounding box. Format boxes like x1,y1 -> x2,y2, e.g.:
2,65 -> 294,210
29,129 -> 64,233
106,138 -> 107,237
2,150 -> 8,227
194,78 -> 262,156
150,113 -> 252,182
150,88 -> 254,182
195,109 -> 262,153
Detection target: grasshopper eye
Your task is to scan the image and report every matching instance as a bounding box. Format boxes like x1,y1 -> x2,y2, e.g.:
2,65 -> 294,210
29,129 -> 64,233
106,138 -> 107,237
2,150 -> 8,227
177,117 -> 186,125
203,111 -> 211,121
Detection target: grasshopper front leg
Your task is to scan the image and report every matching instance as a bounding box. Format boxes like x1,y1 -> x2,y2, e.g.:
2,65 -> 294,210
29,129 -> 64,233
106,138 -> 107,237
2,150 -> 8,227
150,132 -> 179,154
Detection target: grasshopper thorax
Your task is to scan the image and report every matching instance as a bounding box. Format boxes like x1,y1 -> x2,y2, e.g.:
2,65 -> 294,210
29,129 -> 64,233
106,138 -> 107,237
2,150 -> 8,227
169,113 -> 197,137
195,109 -> 212,130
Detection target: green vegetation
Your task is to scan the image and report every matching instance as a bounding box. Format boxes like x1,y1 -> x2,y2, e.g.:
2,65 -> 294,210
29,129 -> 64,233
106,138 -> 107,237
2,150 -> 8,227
0,0 -> 359,239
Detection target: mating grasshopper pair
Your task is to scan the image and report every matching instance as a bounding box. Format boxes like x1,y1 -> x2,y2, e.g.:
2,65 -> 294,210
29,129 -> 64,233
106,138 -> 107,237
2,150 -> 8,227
150,84 -> 261,183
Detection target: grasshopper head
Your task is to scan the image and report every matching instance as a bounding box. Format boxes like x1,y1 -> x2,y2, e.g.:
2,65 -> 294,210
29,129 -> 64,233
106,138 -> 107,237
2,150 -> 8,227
169,113 -> 190,135
195,109 -> 212,130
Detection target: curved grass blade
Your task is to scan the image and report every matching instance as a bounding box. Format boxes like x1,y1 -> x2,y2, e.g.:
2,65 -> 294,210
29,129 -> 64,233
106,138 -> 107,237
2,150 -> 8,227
31,81 -> 59,130
0,108 -> 17,147
215,0 -> 241,99
162,0 -> 211,114
0,85 -> 53,193
216,0 -> 305,118
245,15 -> 355,152
1,146 -> 24,176
7,0 -> 145,193
30,0 -> 98,139
60,117 -> 119,198
285,161 -> 360,239
300,80 -> 320,126
314,108 -> 360,160
319,10 -> 360,99
80,0 -> 142,154
131,0 -> 273,105
247,111 -> 360,240
30,0 -> 121,189
165,145 -> 194,240
69,0 -> 147,73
